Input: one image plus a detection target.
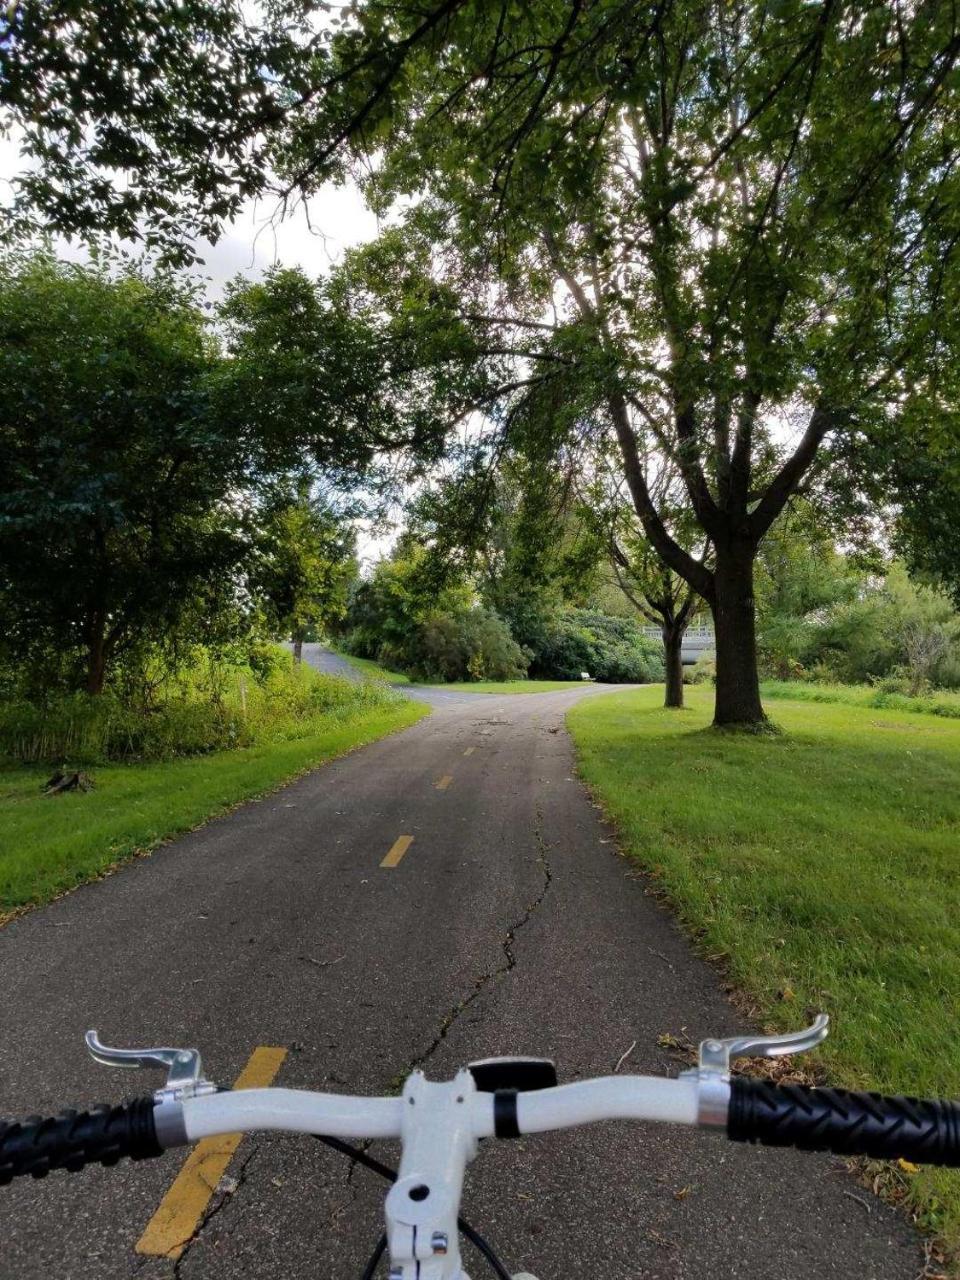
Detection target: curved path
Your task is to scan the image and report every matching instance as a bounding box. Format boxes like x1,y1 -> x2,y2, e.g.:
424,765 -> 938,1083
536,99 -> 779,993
0,681 -> 920,1278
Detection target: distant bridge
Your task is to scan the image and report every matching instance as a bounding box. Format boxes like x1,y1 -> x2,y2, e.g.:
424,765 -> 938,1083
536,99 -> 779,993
641,626 -> 715,666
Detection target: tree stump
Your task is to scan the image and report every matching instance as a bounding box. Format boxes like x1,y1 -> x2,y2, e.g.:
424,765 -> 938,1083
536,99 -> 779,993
43,771 -> 95,795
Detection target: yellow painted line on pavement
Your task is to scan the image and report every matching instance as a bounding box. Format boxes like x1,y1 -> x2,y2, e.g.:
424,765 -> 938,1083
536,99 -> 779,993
136,1046 -> 288,1260
463,747 -> 475,756
381,834 -> 414,868
436,775 -> 454,791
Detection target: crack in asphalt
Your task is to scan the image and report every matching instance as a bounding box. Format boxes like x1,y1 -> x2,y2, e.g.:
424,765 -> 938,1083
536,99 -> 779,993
172,1147 -> 259,1277
332,802 -> 555,1207
411,799 -> 553,1072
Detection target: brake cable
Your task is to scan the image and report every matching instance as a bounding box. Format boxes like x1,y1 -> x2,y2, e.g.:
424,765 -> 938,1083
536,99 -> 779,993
313,1134 -> 513,1279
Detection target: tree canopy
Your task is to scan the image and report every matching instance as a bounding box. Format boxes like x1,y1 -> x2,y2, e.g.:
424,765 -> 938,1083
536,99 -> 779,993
0,252 -> 249,694
322,0 -> 960,724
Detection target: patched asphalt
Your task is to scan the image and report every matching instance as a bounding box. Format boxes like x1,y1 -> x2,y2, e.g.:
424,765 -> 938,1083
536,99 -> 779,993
0,674 -> 922,1278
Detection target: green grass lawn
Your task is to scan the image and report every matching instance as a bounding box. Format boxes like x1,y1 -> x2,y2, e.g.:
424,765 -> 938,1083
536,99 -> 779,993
335,651 -> 410,684
761,678 -> 960,719
568,685 -> 960,1253
0,698 -> 427,919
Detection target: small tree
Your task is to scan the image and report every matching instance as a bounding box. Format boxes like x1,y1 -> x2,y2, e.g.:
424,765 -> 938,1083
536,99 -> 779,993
252,484 -> 357,661
609,537 -> 699,710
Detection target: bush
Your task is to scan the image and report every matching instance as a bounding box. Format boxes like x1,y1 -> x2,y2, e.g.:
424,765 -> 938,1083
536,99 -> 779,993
0,647 -> 403,763
687,654 -> 716,685
387,608 -> 529,683
531,609 -> 664,683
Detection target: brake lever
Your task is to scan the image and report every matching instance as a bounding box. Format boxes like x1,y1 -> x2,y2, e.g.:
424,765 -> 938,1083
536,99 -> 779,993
697,1014 -> 830,1075
85,1030 -> 216,1102
680,1014 -> 829,1126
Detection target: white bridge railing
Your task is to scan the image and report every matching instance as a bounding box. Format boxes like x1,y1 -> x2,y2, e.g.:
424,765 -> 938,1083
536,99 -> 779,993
640,626 -> 715,665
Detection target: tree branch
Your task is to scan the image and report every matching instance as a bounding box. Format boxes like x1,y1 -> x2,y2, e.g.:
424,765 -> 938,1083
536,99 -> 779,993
749,403 -> 832,541
608,390 -> 715,602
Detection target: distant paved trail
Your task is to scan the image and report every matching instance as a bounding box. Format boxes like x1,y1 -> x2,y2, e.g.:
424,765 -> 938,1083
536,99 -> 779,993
0,681 -> 920,1278
296,642 -> 362,682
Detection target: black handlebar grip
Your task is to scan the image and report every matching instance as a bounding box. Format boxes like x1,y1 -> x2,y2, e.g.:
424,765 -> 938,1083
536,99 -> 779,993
0,1097 -> 162,1184
729,1078 -> 960,1167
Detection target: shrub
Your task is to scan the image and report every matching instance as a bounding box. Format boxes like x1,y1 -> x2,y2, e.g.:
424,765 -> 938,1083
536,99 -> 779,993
402,609 -> 529,683
531,609 -> 664,683
687,654 -> 716,685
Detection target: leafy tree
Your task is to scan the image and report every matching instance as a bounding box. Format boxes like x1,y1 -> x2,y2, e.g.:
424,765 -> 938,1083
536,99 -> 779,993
326,1 -> 960,728
251,482 -> 357,661
343,536 -> 472,664
0,2 -> 294,264
608,534 -> 699,709
0,252 -> 249,694
217,264 -> 490,486
0,1 -> 496,261
573,456 -> 708,708
342,535 -> 529,681
412,456 -> 605,662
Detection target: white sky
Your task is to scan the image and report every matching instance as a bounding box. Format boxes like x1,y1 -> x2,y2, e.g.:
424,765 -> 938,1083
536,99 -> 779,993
0,130 -> 380,293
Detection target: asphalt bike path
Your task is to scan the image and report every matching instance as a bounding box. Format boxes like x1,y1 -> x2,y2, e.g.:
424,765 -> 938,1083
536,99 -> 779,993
0,673 -> 921,1277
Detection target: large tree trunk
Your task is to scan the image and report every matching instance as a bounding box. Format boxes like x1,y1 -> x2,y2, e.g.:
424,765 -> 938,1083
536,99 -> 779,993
85,612 -> 107,695
711,542 -> 766,727
663,624 -> 685,708
293,631 -> 304,664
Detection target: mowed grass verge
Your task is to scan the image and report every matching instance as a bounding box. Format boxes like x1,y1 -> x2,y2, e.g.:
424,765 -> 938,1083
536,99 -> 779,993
431,679 -> 586,693
336,651 -> 586,694
568,685 -> 960,1251
0,697 -> 427,919
335,651 -> 410,684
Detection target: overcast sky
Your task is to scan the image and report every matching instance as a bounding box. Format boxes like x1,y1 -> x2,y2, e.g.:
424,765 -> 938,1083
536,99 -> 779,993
0,130 -> 380,294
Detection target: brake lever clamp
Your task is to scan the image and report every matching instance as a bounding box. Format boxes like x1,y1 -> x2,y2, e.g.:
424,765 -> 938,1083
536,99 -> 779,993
84,1029 -> 218,1103
680,1014 -> 829,1126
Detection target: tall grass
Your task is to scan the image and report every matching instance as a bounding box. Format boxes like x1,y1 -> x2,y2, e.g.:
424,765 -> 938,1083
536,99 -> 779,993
0,650 -> 405,764
760,678 -> 960,720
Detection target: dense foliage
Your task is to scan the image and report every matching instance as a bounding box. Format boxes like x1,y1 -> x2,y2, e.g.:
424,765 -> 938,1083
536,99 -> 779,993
341,541 -> 527,682
340,538 -> 663,684
6,3 -> 960,726
251,484 -> 357,655
0,645 -> 402,764
758,559 -> 960,695
317,0 -> 960,727
530,610 -> 664,685
0,253 -> 250,696
0,253 -> 362,708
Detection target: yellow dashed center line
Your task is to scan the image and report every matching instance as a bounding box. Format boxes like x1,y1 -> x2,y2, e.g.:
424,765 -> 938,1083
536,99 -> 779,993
380,834 -> 414,868
435,775 -> 454,791
463,747 -> 475,756
136,1045 -> 288,1260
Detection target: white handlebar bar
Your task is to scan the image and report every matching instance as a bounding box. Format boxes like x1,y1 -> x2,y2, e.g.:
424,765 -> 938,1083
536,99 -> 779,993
178,1075 -> 701,1145
182,1088 -> 409,1142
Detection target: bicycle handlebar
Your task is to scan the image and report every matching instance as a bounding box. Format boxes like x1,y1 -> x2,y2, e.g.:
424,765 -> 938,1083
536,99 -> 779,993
4,1075 -> 960,1185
